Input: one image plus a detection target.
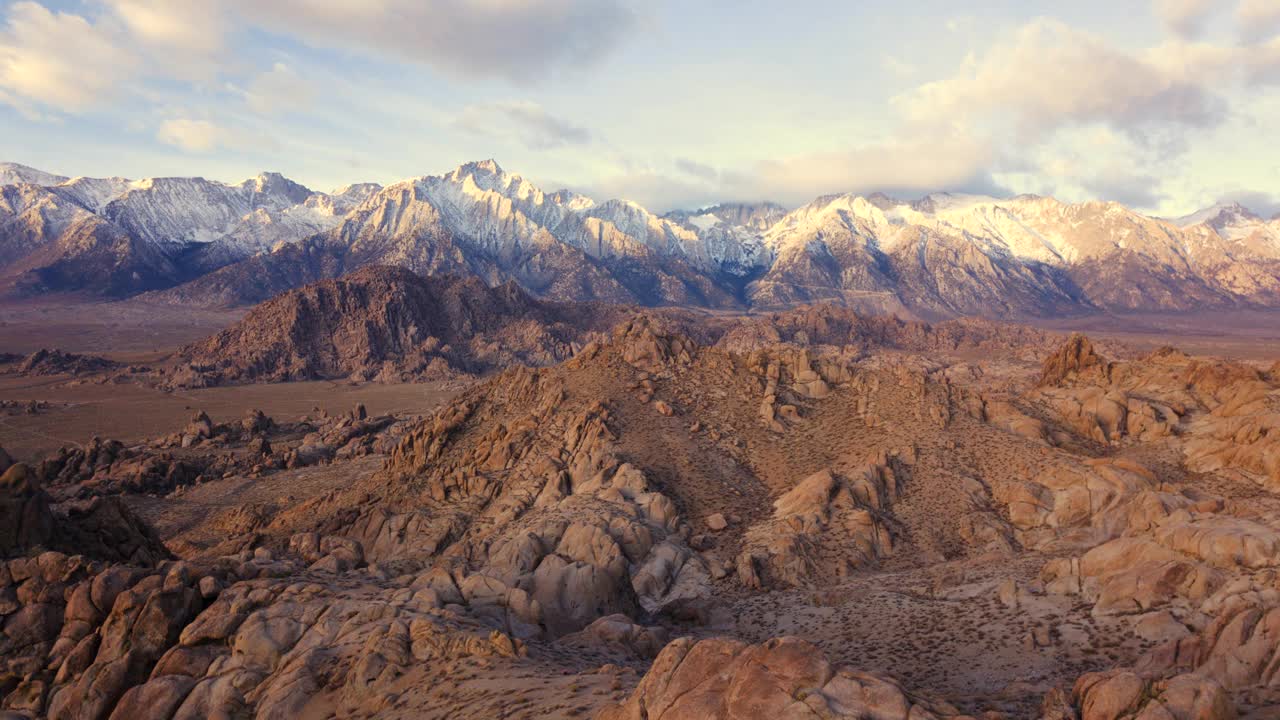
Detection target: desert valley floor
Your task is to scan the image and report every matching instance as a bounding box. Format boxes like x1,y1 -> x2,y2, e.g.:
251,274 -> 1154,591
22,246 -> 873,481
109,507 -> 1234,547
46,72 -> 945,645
2,282 -> 1280,720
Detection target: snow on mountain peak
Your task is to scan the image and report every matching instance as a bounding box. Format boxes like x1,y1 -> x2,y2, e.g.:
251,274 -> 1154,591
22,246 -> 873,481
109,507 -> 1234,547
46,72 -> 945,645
1172,202 -> 1259,229
549,188 -> 595,212
0,162 -> 69,187
453,159 -> 504,178
9,157 -> 1280,307
687,213 -> 721,231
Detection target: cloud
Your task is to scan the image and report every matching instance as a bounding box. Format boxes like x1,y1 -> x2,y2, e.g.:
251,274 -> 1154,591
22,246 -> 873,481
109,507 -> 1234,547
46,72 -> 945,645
581,131 -> 1003,212
674,158 -> 719,182
0,2 -> 138,113
244,62 -> 314,114
231,0 -> 637,83
1,0 -> 637,121
156,117 -> 234,152
1238,0 -> 1280,42
0,0 -> 230,116
1079,169 -> 1168,209
592,13 -> 1277,211
106,0 -> 226,57
1145,33 -> 1280,90
896,19 -> 1225,145
584,170 -> 729,213
1215,189 -> 1280,217
749,132 -> 1002,206
1153,0 -> 1217,38
456,101 -> 592,149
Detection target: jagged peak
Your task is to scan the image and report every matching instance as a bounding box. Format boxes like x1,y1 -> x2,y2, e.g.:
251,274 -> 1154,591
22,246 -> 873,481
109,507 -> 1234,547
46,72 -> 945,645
909,192 -> 1008,214
243,171 -> 313,198
61,175 -> 132,185
455,158 -> 504,176
594,197 -> 650,214
548,188 -> 596,211
1172,201 -> 1261,229
330,182 -> 382,197
0,161 -> 70,187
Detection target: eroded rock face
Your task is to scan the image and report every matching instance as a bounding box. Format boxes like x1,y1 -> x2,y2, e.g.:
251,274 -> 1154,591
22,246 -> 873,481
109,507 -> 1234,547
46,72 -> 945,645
1073,670 -> 1234,720
1039,334 -> 1112,387
737,463 -> 897,589
0,547 -> 549,720
599,636 -> 964,720
172,266 -> 629,385
1183,375 -> 1280,491
0,464 -> 55,557
0,464 -> 169,564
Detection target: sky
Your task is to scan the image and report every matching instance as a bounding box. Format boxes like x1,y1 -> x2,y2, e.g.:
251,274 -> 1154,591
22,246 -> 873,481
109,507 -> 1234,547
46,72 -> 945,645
1,0 -> 1279,216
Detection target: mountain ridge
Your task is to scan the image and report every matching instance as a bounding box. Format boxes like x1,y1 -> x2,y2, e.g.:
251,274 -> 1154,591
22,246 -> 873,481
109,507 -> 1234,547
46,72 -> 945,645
2,159 -> 1278,318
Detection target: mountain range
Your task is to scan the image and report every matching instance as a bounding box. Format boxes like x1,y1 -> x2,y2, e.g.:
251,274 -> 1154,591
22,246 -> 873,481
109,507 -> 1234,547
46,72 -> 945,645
2,159 -> 1278,317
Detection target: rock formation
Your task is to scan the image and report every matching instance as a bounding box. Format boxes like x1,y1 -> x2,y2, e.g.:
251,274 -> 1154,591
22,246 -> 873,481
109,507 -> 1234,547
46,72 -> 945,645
4,303 -> 1280,718
169,266 -> 630,385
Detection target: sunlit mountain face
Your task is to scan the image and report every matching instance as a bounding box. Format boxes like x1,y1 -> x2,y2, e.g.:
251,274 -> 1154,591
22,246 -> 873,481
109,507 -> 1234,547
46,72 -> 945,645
2,159 -> 1278,316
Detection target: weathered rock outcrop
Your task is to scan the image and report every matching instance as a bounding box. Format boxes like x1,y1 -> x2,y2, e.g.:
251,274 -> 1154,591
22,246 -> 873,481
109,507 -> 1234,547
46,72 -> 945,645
599,636 -> 965,720
737,463 -> 897,589
0,464 -> 169,564
171,266 -> 629,384
1039,333 -> 1112,387
11,349 -> 119,377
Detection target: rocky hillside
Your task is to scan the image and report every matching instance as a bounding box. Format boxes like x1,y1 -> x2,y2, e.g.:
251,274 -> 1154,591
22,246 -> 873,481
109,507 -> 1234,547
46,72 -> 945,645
170,265 -> 633,384
171,271 -> 1072,388
3,315 -> 1280,716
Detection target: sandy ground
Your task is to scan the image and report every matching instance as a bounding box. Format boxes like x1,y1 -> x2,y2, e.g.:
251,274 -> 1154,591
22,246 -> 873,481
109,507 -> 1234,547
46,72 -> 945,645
1029,308 -> 1280,361
0,376 -> 462,461
0,297 -> 245,358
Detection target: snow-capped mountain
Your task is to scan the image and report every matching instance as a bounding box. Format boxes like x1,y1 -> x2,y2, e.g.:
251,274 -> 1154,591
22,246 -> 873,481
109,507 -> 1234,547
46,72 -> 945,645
2,158 -> 1279,317
0,167 -> 380,295
750,190 -> 1280,313
168,160 -> 744,307
396,160 -> 770,277
0,162 -> 68,187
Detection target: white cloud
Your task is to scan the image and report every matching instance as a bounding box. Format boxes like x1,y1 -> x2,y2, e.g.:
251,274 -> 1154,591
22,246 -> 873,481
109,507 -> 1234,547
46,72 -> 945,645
581,131 -> 999,212
748,132 -> 1000,206
1153,0 -> 1217,38
106,0 -> 226,56
156,117 -> 233,152
1237,0 -> 1280,42
594,13 -> 1279,211
0,2 -> 138,113
456,101 -> 592,149
230,0 -> 637,83
1216,189 -> 1280,216
895,19 -> 1224,144
1146,34 -> 1280,89
0,0 -> 231,116
584,169 -> 728,212
244,63 -> 314,114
